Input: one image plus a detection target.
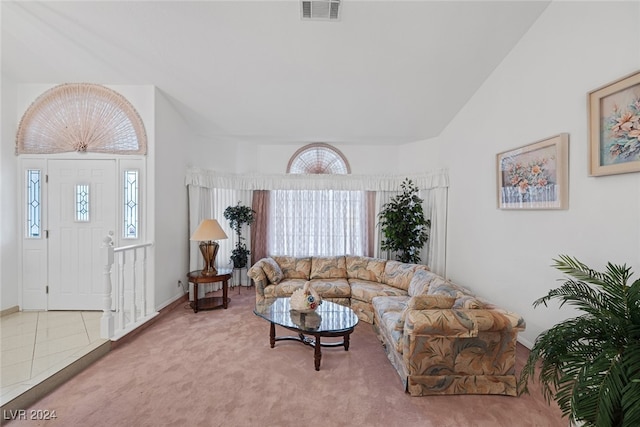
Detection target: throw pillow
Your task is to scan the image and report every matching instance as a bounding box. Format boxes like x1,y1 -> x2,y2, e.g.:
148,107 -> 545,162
262,258 -> 283,284
453,295 -> 484,309
397,295 -> 456,330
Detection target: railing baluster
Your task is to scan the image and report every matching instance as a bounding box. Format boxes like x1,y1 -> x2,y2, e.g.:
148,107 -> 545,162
132,249 -> 138,323
101,234 -> 115,339
141,246 -> 147,317
119,251 -> 126,330
102,235 -> 154,340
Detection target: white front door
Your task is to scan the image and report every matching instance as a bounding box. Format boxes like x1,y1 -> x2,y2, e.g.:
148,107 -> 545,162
47,159 -> 117,310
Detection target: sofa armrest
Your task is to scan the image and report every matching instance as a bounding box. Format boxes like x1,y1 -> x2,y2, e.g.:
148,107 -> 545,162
405,309 -> 478,338
401,308 -> 525,387
405,308 -> 525,338
248,259 -> 269,300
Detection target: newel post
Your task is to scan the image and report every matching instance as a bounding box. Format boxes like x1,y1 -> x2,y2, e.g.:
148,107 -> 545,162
101,232 -> 115,339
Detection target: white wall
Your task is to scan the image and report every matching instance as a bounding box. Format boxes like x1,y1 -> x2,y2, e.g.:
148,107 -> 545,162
188,138 -> 403,175
153,89 -> 191,309
0,74 -> 19,311
419,1 -> 640,347
400,137 -> 444,173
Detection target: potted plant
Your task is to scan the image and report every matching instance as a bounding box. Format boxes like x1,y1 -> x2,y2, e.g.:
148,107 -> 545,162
378,178 -> 430,264
519,255 -> 640,427
223,202 -> 256,269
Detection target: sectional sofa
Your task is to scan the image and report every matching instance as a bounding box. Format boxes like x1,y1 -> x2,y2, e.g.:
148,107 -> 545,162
248,255 -> 526,396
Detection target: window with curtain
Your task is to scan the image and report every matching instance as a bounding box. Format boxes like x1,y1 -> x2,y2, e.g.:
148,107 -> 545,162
266,143 -> 371,257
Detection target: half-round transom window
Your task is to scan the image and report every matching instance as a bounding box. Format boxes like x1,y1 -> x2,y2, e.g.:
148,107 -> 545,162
287,143 -> 350,174
16,83 -> 147,155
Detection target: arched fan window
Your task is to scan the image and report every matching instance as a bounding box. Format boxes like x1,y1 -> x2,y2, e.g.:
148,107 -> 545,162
270,142 -> 367,257
16,83 -> 147,155
287,143 -> 350,174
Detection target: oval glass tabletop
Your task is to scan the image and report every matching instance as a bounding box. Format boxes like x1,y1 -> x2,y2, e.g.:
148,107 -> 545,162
254,297 -> 358,333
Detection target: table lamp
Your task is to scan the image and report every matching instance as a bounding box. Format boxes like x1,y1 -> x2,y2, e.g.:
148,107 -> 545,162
190,219 -> 228,276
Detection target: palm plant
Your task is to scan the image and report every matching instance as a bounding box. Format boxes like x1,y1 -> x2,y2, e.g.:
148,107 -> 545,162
518,255 -> 640,427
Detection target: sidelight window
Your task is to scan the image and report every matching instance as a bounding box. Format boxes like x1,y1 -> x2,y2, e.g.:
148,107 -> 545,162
123,170 -> 139,239
26,169 -> 41,238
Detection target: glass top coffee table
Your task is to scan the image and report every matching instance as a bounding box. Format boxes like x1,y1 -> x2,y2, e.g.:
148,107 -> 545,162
254,298 -> 359,371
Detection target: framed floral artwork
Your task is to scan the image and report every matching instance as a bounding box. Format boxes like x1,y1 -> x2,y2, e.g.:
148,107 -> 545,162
588,70 -> 640,176
496,133 -> 569,210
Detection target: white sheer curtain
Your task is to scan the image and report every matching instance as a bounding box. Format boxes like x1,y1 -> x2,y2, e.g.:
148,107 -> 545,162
423,187 -> 448,276
268,190 -> 368,257
186,167 -> 449,277
188,185 -> 252,295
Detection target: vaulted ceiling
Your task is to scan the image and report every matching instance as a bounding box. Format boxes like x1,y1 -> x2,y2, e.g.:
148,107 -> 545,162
2,1 -> 550,145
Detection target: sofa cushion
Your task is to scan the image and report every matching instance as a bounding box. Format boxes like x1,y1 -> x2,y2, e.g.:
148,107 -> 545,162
350,299 -> 375,324
263,279 -> 306,298
427,281 -> 466,298
408,269 -> 446,296
307,278 -> 351,299
349,279 -> 408,303
262,258 -> 284,284
346,256 -> 386,282
273,256 -> 311,280
371,295 -> 409,337
381,311 -> 405,353
310,256 -> 347,279
383,261 -> 428,291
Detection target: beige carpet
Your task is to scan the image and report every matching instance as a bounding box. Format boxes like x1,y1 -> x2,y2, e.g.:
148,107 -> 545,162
6,289 -> 564,427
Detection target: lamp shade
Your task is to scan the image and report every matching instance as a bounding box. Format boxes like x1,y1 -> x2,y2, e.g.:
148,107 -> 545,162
190,219 -> 228,241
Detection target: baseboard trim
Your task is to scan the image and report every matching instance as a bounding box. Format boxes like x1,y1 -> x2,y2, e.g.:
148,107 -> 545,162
517,335 -> 533,350
0,306 -> 19,317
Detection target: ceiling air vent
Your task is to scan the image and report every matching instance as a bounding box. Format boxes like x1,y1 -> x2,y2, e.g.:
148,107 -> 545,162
301,0 -> 340,21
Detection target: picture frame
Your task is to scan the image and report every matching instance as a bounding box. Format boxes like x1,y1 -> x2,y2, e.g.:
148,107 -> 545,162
496,133 -> 569,210
588,70 -> 640,176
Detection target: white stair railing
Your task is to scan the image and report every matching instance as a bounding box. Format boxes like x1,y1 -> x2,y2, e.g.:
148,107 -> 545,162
101,233 -> 154,340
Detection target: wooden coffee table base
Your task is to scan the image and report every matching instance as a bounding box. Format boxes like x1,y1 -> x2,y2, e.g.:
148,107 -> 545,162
269,322 -> 353,371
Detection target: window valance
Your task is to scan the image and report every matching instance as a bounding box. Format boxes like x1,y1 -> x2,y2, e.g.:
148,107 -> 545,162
185,167 -> 449,191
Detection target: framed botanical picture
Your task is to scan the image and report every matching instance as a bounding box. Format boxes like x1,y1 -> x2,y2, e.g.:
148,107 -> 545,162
588,70 -> 640,176
496,133 -> 569,210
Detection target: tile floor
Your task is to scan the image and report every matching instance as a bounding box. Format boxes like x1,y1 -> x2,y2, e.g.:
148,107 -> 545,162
0,311 -> 107,407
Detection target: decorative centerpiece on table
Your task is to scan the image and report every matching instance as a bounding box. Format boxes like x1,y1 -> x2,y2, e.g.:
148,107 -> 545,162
290,281 -> 322,313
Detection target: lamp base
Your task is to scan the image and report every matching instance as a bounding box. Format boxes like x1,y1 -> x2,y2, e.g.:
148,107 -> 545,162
199,241 -> 220,276
201,268 -> 218,277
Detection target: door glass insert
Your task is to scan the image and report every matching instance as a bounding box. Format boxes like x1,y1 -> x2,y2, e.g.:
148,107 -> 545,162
123,170 -> 139,239
26,169 -> 41,238
75,184 -> 90,222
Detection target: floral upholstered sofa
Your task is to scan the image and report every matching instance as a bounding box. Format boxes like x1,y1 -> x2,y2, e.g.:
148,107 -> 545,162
248,255 -> 526,396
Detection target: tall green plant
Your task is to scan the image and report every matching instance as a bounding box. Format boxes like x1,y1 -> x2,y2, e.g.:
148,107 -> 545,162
223,202 -> 255,268
378,178 -> 430,264
519,255 -> 640,427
